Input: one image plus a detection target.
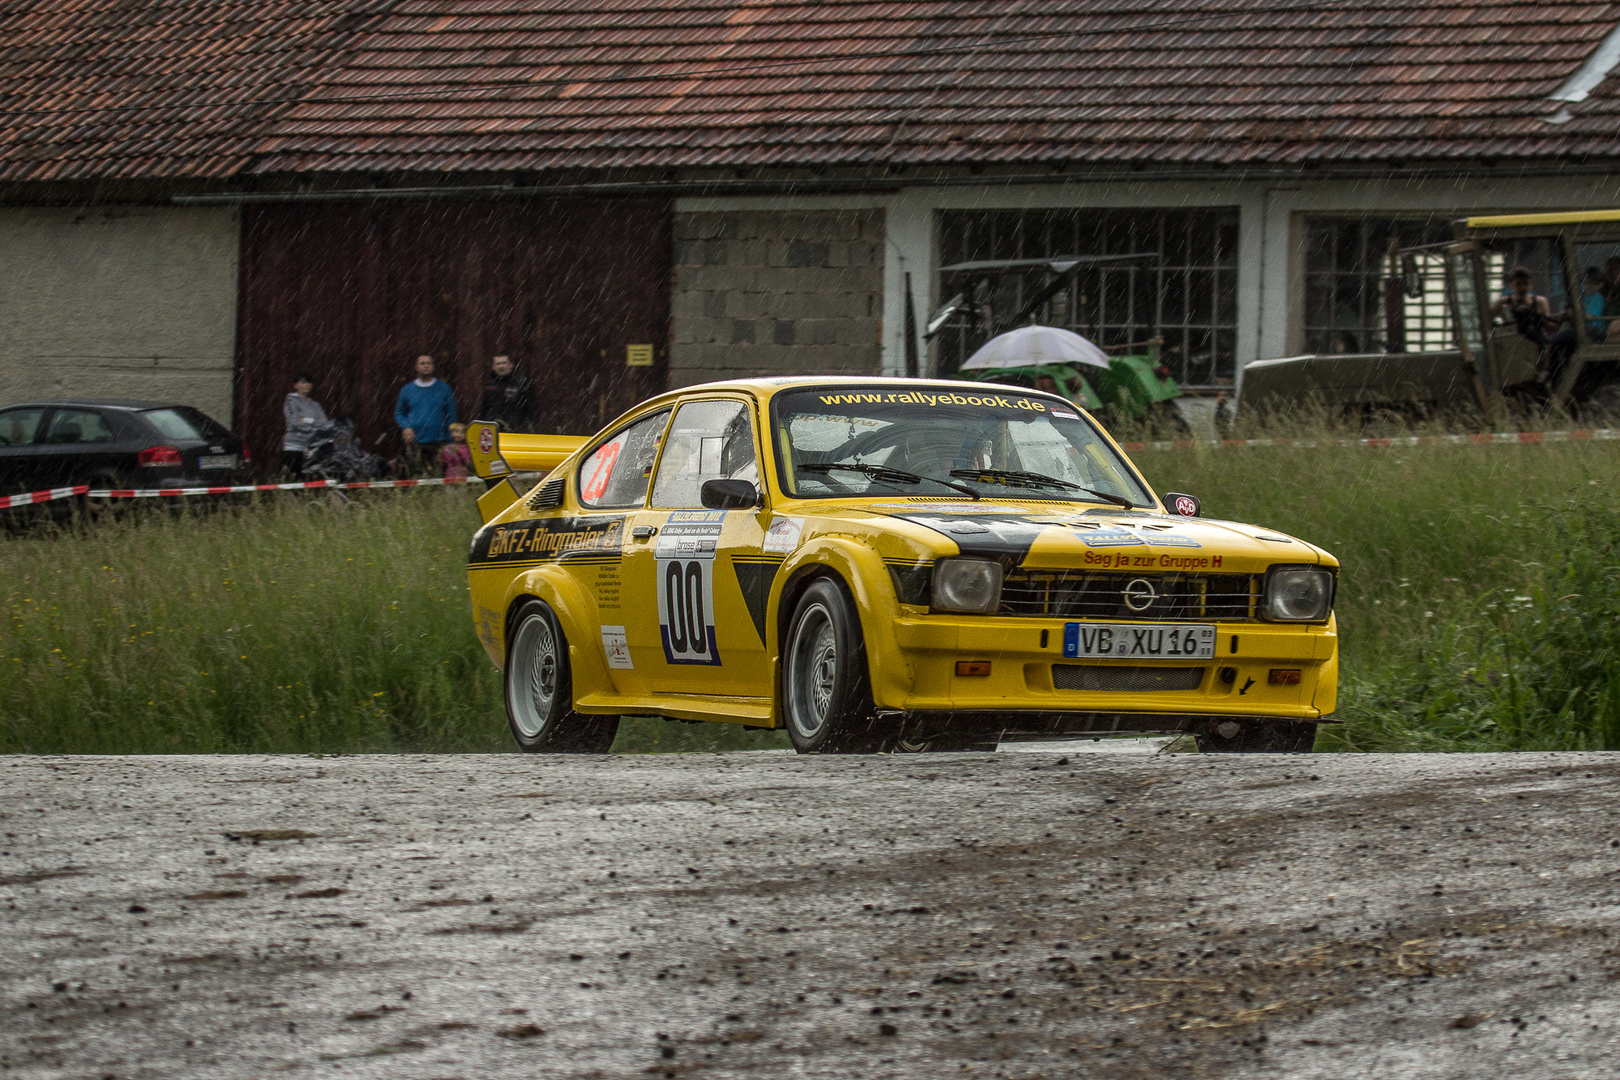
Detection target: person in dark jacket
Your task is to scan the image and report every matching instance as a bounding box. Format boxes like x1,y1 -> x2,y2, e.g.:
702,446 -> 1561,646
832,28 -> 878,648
476,355 -> 539,433
395,354 -> 458,476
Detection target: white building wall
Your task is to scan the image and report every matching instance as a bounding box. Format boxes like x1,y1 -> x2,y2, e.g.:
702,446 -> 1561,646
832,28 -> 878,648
684,172 -> 1620,399
0,205 -> 240,423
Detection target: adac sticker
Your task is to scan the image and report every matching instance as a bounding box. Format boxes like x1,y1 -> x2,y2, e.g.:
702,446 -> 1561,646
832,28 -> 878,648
762,516 -> 804,555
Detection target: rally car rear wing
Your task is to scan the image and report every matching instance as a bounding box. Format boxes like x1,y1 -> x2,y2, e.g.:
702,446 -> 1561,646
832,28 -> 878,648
465,420 -> 587,522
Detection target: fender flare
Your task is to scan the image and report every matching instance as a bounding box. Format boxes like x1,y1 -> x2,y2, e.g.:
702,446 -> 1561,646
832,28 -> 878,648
498,566 -> 612,698
774,536 -> 913,710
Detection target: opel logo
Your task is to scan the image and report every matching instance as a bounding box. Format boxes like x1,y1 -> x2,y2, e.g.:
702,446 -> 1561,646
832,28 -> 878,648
1123,578 -> 1157,611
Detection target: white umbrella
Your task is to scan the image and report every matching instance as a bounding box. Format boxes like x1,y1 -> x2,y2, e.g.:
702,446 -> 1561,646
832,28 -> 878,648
959,325 -> 1112,371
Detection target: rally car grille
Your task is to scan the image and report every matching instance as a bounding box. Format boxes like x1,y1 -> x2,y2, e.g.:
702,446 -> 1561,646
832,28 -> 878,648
998,570 -> 1261,622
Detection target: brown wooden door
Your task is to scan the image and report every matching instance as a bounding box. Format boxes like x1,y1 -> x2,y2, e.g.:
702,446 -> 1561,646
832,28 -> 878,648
236,199 -> 671,473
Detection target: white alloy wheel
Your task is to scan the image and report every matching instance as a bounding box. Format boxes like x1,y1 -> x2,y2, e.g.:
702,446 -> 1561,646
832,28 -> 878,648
508,610 -> 561,740
786,600 -> 837,742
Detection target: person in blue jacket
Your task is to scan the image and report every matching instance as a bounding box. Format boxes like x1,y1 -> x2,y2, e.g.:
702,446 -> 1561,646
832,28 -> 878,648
395,354 -> 458,476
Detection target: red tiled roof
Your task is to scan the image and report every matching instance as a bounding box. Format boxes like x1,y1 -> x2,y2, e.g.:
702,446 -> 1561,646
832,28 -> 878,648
4,0 -> 1620,182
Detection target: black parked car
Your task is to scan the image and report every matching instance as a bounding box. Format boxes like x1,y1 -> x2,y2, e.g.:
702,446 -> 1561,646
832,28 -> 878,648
0,400 -> 251,497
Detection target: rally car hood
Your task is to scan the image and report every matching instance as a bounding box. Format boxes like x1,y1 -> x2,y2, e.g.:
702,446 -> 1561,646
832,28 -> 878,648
829,499 -> 1333,575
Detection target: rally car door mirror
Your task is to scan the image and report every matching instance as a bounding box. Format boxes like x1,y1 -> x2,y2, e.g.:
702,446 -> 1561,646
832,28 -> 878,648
701,478 -> 761,509
1163,491 -> 1201,517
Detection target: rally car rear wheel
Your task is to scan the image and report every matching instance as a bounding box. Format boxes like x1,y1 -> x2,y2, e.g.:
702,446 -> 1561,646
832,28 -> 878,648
782,578 -> 891,753
504,600 -> 620,753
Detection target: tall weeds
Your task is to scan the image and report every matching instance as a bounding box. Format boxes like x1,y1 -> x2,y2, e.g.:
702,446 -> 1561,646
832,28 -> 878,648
1132,433 -> 1620,751
1327,501 -> 1620,752
1,492 -> 508,753
6,428 -> 1620,754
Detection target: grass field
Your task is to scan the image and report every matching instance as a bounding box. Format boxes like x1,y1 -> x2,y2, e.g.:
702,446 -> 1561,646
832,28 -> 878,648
5,432 -> 1620,754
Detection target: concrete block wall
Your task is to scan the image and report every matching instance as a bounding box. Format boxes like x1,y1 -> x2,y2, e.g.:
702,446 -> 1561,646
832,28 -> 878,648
0,205 -> 240,423
670,209 -> 884,387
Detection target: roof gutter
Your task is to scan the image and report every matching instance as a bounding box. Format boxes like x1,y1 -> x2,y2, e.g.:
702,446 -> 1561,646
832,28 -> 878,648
168,161 -> 1620,205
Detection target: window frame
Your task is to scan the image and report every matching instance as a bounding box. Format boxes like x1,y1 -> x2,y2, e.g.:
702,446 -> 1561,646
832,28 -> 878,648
0,407 -> 48,448
646,393 -> 763,511
934,207 -> 1241,388
574,406 -> 675,511
1300,215 -> 1458,356
41,407 -> 118,446
766,384 -> 1155,506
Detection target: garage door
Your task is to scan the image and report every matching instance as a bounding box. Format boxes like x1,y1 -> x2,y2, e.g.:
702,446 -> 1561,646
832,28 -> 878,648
236,199 -> 670,473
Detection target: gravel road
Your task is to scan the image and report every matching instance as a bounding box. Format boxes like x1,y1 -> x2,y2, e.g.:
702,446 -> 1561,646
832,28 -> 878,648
3,749 -> 1619,1079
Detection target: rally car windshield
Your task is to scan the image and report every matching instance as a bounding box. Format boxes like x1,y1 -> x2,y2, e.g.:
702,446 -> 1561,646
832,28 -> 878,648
770,386 -> 1155,506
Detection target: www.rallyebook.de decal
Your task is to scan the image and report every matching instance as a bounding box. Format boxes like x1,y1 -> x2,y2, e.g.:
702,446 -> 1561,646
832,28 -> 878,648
469,515 -> 625,570
655,510 -> 724,666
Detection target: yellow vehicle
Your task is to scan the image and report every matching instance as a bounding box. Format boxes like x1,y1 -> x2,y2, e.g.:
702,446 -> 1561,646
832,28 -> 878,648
465,378 -> 1339,754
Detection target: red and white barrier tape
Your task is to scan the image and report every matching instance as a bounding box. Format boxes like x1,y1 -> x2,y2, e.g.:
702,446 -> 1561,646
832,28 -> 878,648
1120,428 -> 1620,453
6,428 -> 1612,509
0,485 -> 89,509
83,476 -> 474,498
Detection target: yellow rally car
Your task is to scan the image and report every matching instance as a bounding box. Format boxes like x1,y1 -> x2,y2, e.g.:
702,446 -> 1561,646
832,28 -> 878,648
464,378 -> 1338,755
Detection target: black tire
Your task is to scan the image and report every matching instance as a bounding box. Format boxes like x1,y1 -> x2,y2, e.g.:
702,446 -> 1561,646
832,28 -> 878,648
1195,719 -> 1317,754
781,577 -> 894,753
503,599 -> 620,753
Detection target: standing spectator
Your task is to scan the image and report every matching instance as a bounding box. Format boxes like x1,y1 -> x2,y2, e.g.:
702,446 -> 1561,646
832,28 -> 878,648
476,354 -> 539,433
281,371 -> 328,478
1581,266 -> 1608,342
395,354 -> 457,476
1603,257 -> 1620,326
440,423 -> 473,480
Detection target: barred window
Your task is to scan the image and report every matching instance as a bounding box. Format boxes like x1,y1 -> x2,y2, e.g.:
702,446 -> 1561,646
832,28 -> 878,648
935,208 -> 1240,388
1302,217 -> 1456,355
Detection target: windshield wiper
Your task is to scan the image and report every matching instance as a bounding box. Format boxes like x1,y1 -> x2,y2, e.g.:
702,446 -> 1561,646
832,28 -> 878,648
949,468 -> 1134,508
801,461 -> 981,500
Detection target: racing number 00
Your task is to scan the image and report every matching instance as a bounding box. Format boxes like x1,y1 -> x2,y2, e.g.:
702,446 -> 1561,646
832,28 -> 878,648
663,559 -> 708,658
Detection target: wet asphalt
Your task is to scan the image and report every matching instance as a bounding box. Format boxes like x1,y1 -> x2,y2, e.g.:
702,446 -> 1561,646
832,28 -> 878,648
2,749 -> 1619,1079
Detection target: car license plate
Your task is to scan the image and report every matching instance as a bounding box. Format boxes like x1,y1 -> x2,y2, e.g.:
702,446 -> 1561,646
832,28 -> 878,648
1063,622 -> 1216,659
198,455 -> 236,470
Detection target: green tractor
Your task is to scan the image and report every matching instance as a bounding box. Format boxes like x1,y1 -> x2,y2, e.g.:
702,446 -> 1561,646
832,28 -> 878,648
950,326 -> 1189,436
920,255 -> 1190,436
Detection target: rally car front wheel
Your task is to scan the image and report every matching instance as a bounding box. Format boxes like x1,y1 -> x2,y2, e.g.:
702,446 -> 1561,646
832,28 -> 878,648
504,599 -> 620,753
782,577 -> 893,754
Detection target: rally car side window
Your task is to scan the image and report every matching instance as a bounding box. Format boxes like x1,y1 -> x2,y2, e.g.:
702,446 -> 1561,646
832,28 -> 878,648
577,409 -> 671,509
649,399 -> 758,509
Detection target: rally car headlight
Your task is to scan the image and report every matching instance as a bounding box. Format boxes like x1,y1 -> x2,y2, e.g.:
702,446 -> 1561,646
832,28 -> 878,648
931,558 -> 1004,614
1263,566 -> 1335,622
